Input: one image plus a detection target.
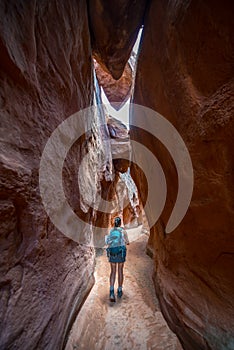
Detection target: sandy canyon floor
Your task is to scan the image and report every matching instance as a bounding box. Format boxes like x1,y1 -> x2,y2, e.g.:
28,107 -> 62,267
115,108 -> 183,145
65,227 -> 182,350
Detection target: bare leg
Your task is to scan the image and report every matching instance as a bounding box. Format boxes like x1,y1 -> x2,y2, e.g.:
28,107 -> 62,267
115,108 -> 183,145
110,263 -> 117,288
118,262 -> 124,288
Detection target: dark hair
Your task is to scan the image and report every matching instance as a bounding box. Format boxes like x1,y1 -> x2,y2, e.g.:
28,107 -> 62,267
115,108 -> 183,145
114,217 -> 121,227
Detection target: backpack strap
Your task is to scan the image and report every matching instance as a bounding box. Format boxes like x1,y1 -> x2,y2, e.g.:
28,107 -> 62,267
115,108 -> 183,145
119,227 -> 125,246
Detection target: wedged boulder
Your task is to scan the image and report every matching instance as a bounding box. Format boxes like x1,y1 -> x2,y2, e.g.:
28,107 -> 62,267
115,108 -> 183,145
88,0 -> 147,79
94,59 -> 132,110
131,0 -> 234,349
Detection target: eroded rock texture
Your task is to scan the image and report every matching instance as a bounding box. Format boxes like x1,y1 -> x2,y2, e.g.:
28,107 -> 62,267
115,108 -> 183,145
88,0 -> 147,79
0,1 -> 108,349
92,115 -> 138,247
131,1 -> 234,349
94,60 -> 132,110
107,116 -> 130,173
114,172 -> 139,228
1,0 -> 233,349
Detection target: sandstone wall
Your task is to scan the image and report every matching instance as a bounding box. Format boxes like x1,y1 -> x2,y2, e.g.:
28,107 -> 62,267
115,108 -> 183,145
1,1 -> 233,349
131,1 -> 234,349
88,0 -> 147,79
0,1 -> 101,349
94,60 -> 132,110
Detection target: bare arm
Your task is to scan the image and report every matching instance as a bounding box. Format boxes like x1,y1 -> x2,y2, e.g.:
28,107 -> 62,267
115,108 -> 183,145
123,229 -> 129,245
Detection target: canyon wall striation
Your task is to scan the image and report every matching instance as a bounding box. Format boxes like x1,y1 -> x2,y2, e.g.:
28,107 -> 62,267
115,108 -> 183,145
131,0 -> 234,349
1,0 -> 233,349
0,2 -> 138,347
0,1 -> 110,349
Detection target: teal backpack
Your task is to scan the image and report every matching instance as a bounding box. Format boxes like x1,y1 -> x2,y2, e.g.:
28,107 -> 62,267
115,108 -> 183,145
106,228 -> 125,257
107,227 -> 124,248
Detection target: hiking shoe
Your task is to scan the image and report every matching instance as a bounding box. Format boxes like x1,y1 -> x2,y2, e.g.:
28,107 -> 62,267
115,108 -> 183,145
117,287 -> 123,298
109,291 -> 116,302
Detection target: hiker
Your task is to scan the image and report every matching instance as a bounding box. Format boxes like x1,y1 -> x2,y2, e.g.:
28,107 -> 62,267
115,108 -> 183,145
105,217 -> 129,302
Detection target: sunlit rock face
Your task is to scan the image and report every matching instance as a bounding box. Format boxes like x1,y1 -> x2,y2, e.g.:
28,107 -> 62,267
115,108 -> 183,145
88,0 -> 147,79
0,1 -> 109,349
92,113 -> 140,243
115,172 -> 140,228
107,116 -> 131,173
131,0 -> 234,349
94,60 -> 132,111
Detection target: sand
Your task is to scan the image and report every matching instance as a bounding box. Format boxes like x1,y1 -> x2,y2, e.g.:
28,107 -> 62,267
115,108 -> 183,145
65,228 -> 182,350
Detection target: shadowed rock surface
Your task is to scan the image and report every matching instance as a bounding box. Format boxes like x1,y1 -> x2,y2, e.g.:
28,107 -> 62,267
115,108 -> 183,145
131,1 -> 234,349
1,0 -> 233,349
0,1 -> 105,349
88,0 -> 147,79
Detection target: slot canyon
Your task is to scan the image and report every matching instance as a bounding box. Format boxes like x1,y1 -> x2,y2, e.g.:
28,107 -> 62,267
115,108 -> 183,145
0,1 -> 233,350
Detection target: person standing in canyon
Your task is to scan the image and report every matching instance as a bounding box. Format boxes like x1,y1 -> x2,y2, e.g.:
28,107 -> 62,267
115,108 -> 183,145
105,217 -> 129,302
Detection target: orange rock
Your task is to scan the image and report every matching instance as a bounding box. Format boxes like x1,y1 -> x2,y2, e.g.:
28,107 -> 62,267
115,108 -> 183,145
94,60 -> 132,110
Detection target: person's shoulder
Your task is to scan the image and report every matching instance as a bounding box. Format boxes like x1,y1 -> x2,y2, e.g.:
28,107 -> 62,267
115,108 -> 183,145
120,227 -> 128,235
110,227 -> 118,233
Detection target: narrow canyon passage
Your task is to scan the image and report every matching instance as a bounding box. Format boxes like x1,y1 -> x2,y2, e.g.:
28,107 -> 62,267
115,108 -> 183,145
65,228 -> 182,350
1,1 -> 233,349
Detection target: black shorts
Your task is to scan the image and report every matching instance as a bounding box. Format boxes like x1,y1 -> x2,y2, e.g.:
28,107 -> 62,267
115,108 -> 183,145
106,246 -> 127,263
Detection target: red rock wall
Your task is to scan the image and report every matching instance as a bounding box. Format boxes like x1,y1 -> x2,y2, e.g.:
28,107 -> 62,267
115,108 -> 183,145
88,0 -> 147,79
1,0 -> 233,349
131,0 -> 234,349
0,1 -> 95,349
94,60 -> 132,110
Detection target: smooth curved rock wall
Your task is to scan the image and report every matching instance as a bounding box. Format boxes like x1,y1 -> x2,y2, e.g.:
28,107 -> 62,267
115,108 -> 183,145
1,1 -> 233,349
131,1 -> 234,349
0,1 -> 97,349
88,0 -> 147,79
